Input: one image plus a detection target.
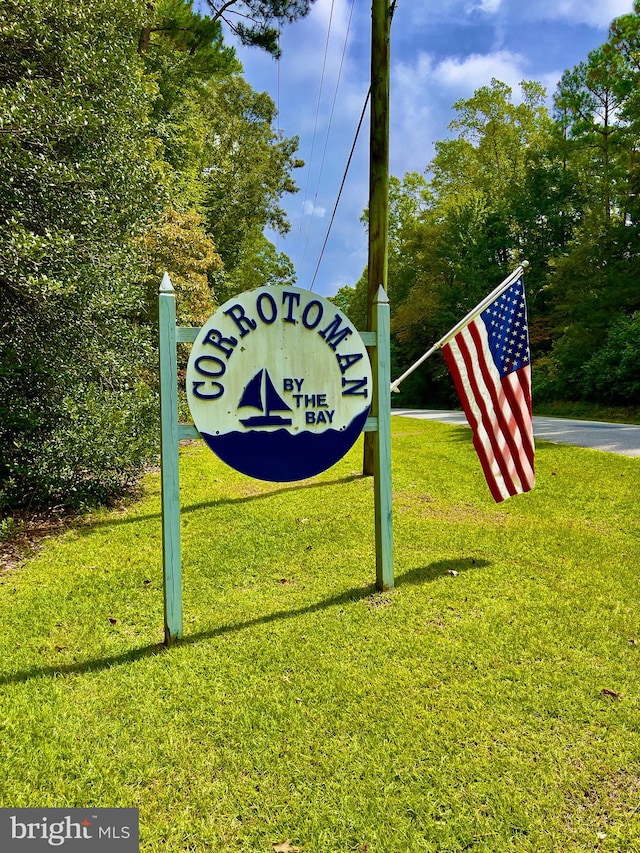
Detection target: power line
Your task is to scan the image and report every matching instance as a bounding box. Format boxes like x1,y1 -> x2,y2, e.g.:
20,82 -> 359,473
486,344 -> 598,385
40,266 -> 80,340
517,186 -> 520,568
308,0 -> 400,292
294,0 -> 336,265
301,0 -> 356,273
309,87 -> 370,292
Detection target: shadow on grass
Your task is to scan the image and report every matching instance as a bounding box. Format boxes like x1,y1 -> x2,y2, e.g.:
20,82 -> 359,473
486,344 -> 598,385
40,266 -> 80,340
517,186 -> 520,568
0,557 -> 487,687
396,557 -> 486,586
81,474 -> 365,532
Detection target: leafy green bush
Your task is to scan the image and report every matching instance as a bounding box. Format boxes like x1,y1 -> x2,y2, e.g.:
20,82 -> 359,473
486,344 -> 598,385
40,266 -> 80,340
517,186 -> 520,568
581,312 -> 640,404
0,0 -> 162,509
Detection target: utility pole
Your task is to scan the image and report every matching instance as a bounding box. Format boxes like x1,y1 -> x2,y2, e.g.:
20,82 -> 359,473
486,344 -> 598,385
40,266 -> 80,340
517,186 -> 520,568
363,0 -> 391,476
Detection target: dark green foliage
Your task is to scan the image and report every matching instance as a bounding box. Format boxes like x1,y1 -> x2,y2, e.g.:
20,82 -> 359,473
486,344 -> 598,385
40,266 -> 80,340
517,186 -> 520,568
582,312 -> 640,404
0,0 -> 308,510
539,11 -> 640,403
0,0 -> 161,508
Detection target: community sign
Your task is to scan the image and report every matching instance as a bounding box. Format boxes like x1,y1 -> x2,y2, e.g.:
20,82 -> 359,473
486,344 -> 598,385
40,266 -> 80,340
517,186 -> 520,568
186,286 -> 373,482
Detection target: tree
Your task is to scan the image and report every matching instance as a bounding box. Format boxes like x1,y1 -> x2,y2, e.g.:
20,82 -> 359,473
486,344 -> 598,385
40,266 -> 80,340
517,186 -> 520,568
204,0 -> 317,57
382,81 -> 556,404
608,1 -> 640,232
139,0 -> 239,209
581,311 -> 640,404
0,0 -> 309,510
222,232 -> 296,298
332,271 -> 368,331
539,9 -> 640,402
139,208 -> 222,327
0,0 -> 162,508
198,74 -> 303,278
554,46 -> 631,223
443,80 -> 550,198
139,1 -> 303,300
139,0 -> 237,66
424,79 -> 554,318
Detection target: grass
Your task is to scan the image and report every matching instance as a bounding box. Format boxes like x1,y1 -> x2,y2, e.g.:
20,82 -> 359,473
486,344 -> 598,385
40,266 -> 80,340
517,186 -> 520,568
533,400 -> 640,425
1,418 -> 640,852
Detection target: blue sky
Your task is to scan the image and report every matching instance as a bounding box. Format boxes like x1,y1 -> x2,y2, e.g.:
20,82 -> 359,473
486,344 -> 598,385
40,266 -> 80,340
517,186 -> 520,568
220,0 -> 635,297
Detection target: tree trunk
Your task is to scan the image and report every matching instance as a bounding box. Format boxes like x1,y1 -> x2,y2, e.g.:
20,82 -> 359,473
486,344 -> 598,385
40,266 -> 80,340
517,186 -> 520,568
138,26 -> 152,55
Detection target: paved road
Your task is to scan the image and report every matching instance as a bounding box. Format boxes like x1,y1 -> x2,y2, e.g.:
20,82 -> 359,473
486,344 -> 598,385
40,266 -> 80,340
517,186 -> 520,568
392,409 -> 640,458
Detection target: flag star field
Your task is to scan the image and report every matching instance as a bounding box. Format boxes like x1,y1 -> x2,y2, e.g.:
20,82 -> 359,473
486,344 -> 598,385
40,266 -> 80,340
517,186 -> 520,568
483,279 -> 530,377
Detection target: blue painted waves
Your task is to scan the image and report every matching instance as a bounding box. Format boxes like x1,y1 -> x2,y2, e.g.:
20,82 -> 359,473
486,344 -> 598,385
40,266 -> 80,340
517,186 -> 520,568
201,408 -> 370,482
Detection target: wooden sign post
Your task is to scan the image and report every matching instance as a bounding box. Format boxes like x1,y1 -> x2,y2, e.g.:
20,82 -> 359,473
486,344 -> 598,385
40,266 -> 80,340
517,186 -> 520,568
158,273 -> 183,644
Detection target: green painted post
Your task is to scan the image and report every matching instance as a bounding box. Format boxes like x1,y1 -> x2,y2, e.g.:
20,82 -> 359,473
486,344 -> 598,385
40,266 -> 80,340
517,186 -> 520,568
373,285 -> 394,590
159,273 -> 183,644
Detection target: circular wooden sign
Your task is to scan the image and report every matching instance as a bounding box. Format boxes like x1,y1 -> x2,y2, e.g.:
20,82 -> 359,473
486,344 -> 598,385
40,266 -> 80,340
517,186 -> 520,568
186,286 -> 372,482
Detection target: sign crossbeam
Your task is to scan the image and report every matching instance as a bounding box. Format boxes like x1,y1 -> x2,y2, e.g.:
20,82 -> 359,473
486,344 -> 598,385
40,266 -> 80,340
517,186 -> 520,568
159,278 -> 393,645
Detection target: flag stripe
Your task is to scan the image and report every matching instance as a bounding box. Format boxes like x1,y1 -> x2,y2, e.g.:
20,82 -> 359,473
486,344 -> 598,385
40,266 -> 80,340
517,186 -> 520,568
468,321 -> 534,489
499,367 -> 534,469
502,368 -> 534,476
443,336 -> 513,501
450,328 -> 521,498
440,274 -> 535,502
458,326 -> 522,496
442,342 -> 505,499
467,321 -> 532,490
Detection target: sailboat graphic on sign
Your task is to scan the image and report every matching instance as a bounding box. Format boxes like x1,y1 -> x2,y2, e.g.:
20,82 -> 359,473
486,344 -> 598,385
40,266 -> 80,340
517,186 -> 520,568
238,368 -> 293,428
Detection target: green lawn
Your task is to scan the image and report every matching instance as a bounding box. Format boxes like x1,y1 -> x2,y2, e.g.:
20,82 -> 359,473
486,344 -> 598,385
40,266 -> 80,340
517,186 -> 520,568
533,401 -> 640,425
1,418 -> 639,852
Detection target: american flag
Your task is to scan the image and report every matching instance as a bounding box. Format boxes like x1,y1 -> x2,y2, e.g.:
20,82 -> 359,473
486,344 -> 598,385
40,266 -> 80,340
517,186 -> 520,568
441,275 -> 535,502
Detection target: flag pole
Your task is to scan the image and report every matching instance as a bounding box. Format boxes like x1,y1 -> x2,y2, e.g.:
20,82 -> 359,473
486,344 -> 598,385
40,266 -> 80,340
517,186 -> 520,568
390,262 -> 528,392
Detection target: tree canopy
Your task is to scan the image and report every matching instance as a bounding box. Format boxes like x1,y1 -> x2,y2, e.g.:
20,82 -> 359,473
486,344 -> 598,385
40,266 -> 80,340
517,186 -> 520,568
338,4 -> 640,413
0,0 -> 305,509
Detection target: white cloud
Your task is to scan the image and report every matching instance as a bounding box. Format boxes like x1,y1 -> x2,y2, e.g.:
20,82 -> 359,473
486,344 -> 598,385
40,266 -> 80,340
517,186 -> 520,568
390,54 -> 438,174
433,50 -> 528,94
303,200 -> 327,217
525,0 -> 634,28
474,0 -> 503,13
388,45 -> 573,179
392,48 -> 532,111
408,0 -> 634,29
390,49 -> 542,175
